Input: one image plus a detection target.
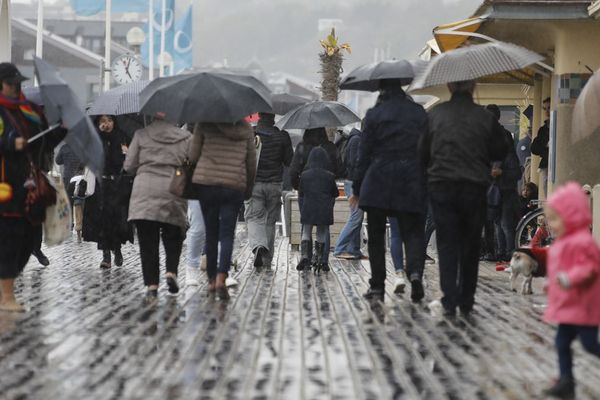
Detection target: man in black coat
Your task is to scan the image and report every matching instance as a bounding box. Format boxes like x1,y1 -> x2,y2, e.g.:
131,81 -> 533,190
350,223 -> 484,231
245,113 -> 293,268
351,80 -> 428,302
530,97 -> 551,197
421,80 -> 507,316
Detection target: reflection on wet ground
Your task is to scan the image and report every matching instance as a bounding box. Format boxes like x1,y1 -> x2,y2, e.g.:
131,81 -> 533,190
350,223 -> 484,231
1,229 -> 599,399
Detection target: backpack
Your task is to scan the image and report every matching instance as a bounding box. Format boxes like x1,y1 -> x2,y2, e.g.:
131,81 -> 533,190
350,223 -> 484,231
335,132 -> 351,179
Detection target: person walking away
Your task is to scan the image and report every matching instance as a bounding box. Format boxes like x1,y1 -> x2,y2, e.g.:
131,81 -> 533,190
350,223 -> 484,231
83,115 -> 132,268
68,168 -> 87,243
245,112 -> 293,268
486,104 -> 522,262
0,63 -> 66,311
421,80 -> 507,317
124,118 -> 191,297
351,79 -> 428,302
334,128 -> 365,260
290,127 -> 341,267
297,147 -> 338,271
542,182 -> 600,399
531,97 -> 551,198
189,121 -> 256,299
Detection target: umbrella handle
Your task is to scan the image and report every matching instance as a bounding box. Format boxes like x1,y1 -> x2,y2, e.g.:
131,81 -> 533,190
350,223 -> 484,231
27,123 -> 62,144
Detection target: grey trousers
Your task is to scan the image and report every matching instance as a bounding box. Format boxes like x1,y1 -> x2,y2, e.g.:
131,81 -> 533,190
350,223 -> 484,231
245,182 -> 282,262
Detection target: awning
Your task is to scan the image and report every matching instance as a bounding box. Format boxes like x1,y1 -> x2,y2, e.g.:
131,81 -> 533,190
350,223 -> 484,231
433,17 -> 486,53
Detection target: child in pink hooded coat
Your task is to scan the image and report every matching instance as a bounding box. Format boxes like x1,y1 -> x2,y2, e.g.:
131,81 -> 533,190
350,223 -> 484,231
543,182 -> 600,399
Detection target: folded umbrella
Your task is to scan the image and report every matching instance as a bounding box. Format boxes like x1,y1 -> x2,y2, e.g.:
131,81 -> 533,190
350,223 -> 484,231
409,41 -> 544,90
340,59 -> 428,91
572,71 -> 600,143
139,71 -> 273,124
271,93 -> 310,115
275,101 -> 360,130
87,80 -> 149,116
32,57 -> 103,177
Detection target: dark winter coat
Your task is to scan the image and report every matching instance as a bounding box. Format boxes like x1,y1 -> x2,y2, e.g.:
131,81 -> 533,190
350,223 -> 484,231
82,127 -> 133,249
344,129 -> 361,181
421,92 -> 508,188
495,128 -> 522,192
55,143 -> 83,186
0,98 -> 66,217
516,134 -> 531,167
299,147 -> 338,226
290,140 -> 341,190
254,116 -> 293,183
530,121 -> 549,169
353,91 -> 428,214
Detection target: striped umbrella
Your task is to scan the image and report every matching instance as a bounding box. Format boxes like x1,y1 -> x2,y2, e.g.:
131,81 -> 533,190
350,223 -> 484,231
87,80 -> 149,116
409,41 -> 544,90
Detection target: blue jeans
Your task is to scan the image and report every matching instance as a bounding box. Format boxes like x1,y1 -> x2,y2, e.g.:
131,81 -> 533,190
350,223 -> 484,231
196,185 -> 244,280
389,217 -> 403,272
556,324 -> 600,379
334,181 -> 364,257
186,200 -> 205,268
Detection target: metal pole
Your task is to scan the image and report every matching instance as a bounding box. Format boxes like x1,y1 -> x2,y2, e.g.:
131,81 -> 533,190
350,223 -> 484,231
35,0 -> 43,58
104,0 -> 112,91
159,0 -> 166,77
148,0 -> 154,80
0,0 -> 12,62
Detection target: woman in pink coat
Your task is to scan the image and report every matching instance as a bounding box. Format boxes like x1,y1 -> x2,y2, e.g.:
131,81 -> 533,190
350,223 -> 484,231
543,182 -> 600,399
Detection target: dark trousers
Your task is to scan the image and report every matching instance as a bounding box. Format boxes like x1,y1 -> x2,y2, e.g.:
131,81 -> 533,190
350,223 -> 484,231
135,220 -> 184,287
429,181 -> 487,312
556,324 -> 600,379
481,220 -> 496,257
0,218 -> 36,279
495,190 -> 520,257
424,203 -> 435,248
366,208 -> 425,290
196,185 -> 244,280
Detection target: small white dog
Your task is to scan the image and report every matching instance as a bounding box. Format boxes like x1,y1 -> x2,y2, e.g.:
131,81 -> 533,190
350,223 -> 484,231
507,248 -> 547,295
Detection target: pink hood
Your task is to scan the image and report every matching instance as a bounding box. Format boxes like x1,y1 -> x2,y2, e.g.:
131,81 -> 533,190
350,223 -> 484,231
547,181 -> 592,234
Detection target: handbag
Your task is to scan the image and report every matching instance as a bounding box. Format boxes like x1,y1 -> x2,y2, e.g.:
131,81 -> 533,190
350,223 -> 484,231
169,157 -> 195,199
0,157 -> 13,204
24,161 -> 57,225
44,176 -> 72,247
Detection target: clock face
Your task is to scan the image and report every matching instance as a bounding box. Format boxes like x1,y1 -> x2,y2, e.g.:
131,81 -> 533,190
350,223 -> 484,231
112,55 -> 143,85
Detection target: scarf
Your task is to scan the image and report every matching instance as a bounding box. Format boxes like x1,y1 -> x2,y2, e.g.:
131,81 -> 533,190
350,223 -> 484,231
0,93 -> 42,126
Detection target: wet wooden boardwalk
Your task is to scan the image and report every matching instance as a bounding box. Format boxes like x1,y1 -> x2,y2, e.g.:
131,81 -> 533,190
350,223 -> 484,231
1,227 -> 600,400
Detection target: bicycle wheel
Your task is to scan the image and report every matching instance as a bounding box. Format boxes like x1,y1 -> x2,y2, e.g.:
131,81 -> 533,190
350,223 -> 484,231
514,208 -> 552,248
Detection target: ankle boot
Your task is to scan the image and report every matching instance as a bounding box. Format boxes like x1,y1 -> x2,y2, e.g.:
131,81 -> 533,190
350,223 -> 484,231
313,242 -> 325,272
100,250 -> 111,269
297,240 -> 312,271
544,377 -> 575,399
113,248 -> 123,267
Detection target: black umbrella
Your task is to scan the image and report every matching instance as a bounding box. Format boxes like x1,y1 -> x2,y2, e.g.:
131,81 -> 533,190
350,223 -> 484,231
32,57 -> 103,177
274,101 -> 360,130
271,93 -> 310,115
139,71 -> 273,124
340,59 -> 428,91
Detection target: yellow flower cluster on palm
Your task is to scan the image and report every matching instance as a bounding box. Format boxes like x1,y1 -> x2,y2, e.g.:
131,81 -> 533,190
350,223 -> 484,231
319,28 -> 352,57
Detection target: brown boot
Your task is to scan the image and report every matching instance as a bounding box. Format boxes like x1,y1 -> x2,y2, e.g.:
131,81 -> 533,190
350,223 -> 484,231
215,272 -> 229,300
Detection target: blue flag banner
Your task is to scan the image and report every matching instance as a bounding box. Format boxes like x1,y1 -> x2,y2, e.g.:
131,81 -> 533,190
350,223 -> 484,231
173,6 -> 193,73
141,0 -> 175,70
69,0 -> 147,16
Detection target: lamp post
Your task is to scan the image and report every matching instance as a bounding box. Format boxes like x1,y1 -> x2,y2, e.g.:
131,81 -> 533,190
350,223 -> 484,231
126,26 -> 145,56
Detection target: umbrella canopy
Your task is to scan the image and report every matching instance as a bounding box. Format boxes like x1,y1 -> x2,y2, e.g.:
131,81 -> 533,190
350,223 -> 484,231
88,80 -> 149,116
22,86 -> 43,106
271,93 -> 310,115
572,72 -> 600,143
33,57 -> 103,177
340,59 -> 428,91
139,71 -> 273,124
409,41 -> 544,90
275,101 -> 360,130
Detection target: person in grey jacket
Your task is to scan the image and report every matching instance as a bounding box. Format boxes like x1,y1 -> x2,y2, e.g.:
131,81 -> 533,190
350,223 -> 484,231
124,119 -> 191,298
245,113 -> 293,268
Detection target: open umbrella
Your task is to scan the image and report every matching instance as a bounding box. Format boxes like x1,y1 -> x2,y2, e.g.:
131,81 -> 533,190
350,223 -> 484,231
271,93 -> 310,115
32,57 -> 103,177
275,101 -> 360,130
572,72 -> 599,143
22,86 -> 43,106
87,80 -> 149,116
340,59 -> 428,91
409,41 -> 544,90
139,71 -> 273,124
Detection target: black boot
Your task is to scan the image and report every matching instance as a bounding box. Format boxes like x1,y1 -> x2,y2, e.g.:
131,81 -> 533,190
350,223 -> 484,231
254,246 -> 268,268
100,250 -> 111,269
296,240 -> 312,271
410,279 -> 425,303
33,249 -> 50,266
114,248 -> 123,267
544,377 -> 575,399
313,242 -> 324,272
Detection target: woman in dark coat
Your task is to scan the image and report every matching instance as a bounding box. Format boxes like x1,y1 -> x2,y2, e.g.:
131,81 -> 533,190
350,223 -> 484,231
297,147 -> 339,271
83,115 -> 133,268
351,80 -> 429,302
